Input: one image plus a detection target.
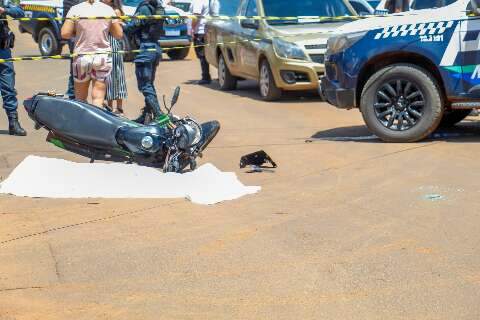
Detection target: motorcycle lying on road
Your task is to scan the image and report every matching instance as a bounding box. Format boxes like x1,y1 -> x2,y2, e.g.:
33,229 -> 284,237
23,87 -> 220,173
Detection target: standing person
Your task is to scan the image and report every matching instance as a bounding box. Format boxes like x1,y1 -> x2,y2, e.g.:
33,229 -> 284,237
124,0 -> 165,123
190,0 -> 219,85
102,0 -> 128,113
63,0 -> 83,99
0,0 -> 26,136
61,0 -> 123,107
385,0 -> 409,13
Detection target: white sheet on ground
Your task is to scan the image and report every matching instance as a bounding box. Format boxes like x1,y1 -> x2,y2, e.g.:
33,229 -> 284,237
0,156 -> 261,205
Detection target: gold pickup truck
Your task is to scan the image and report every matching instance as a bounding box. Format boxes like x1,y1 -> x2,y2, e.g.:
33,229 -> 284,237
205,0 -> 358,101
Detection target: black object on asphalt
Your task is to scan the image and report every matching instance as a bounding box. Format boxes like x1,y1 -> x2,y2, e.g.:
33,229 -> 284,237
240,150 -> 277,169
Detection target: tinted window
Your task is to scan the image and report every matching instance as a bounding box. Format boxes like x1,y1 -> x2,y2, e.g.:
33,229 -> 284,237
218,0 -> 242,16
262,0 -> 353,18
171,2 -> 192,12
123,0 -> 142,7
350,1 -> 370,13
245,0 -> 258,16
411,0 -> 456,10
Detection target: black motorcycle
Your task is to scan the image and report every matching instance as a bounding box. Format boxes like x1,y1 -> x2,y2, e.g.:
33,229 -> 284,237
23,87 -> 220,173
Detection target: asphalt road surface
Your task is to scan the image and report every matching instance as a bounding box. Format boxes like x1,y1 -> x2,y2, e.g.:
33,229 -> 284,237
1,25 -> 480,320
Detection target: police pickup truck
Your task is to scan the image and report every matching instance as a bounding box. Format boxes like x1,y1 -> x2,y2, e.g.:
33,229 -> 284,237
18,0 -> 192,60
322,0 -> 480,142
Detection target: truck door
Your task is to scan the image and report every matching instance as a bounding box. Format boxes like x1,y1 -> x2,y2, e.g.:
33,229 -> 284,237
460,14 -> 480,97
236,0 -> 261,77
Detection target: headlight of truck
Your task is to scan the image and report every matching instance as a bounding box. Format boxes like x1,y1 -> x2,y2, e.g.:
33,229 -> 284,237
273,38 -> 308,61
326,31 -> 367,57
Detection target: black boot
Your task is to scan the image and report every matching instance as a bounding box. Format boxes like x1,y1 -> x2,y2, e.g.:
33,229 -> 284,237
133,107 -> 152,124
8,112 -> 27,136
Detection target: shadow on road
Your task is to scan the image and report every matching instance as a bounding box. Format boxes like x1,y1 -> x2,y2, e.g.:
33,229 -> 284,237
0,130 -> 10,135
183,79 -> 323,103
308,119 -> 480,143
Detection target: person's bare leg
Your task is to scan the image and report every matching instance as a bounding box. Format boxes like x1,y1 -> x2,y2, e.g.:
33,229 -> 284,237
116,99 -> 124,113
107,100 -> 114,108
91,79 -> 107,107
74,81 -> 90,102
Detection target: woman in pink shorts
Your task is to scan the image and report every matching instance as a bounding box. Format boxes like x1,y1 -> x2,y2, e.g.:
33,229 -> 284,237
61,0 -> 123,107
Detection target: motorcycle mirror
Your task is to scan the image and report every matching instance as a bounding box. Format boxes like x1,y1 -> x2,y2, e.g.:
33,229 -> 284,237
171,86 -> 181,108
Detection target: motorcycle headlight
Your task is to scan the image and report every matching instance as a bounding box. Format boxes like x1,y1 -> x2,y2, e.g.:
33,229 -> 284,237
273,38 -> 308,61
174,121 -> 202,150
326,31 -> 367,57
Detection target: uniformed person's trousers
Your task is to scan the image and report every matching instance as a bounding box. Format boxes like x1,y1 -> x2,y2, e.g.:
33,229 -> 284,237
0,50 -> 19,115
135,43 -> 162,115
194,34 -> 211,81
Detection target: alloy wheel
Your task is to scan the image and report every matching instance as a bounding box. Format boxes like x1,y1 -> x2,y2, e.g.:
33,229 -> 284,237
218,57 -> 226,87
260,64 -> 270,97
40,33 -> 53,55
374,79 -> 425,131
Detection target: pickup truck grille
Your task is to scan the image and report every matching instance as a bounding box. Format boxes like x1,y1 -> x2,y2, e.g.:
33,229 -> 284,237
304,44 -> 327,50
309,54 -> 325,64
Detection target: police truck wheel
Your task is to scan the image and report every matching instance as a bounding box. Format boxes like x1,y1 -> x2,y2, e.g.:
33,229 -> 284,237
259,60 -> 282,101
38,27 -> 61,56
439,109 -> 471,127
167,47 -> 190,60
218,54 -> 237,90
360,64 -> 443,142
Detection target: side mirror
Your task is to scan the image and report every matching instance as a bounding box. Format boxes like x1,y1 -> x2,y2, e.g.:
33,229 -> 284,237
171,86 -> 181,108
240,18 -> 259,29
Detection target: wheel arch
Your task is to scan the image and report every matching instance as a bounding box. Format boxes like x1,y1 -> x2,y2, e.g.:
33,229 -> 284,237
34,20 -> 61,42
356,52 -> 447,108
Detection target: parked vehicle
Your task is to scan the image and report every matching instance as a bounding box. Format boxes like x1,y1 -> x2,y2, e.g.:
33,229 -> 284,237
171,0 -> 192,12
322,0 -> 480,142
24,88 -> 220,172
205,0 -> 358,101
18,0 -> 192,60
375,0 -> 458,14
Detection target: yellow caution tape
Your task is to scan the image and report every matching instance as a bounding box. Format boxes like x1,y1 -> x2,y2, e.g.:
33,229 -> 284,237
1,14 -> 371,22
0,30 -> 335,64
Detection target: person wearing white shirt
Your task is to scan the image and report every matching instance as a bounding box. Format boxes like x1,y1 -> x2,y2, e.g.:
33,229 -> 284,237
190,0 -> 219,84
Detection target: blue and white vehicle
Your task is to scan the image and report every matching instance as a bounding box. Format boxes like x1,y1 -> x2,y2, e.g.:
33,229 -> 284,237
374,0 -> 457,14
322,0 -> 480,142
18,0 -> 192,60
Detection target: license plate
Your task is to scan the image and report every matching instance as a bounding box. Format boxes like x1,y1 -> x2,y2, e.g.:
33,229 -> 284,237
165,29 -> 181,36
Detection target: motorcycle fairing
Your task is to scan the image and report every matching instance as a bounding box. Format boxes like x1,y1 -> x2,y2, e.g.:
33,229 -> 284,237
25,95 -> 138,149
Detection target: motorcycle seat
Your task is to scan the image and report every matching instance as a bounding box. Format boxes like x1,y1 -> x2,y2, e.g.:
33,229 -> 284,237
28,95 -> 136,149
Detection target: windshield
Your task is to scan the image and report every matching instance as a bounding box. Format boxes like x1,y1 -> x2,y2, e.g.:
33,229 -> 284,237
171,2 -> 192,11
410,0 -> 457,10
263,0 -> 354,21
122,0 -> 142,7
217,0 -> 242,16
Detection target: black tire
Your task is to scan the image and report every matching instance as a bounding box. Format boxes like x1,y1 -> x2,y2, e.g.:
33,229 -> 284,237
259,60 -> 282,101
217,54 -> 237,91
167,47 -> 190,60
439,109 -> 471,127
37,27 -> 61,56
360,64 -> 443,142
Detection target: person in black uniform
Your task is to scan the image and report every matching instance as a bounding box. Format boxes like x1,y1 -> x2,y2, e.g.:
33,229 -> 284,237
0,0 -> 26,136
124,0 -> 165,123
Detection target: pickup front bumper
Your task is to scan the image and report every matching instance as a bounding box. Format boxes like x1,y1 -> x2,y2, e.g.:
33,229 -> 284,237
322,76 -> 356,109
